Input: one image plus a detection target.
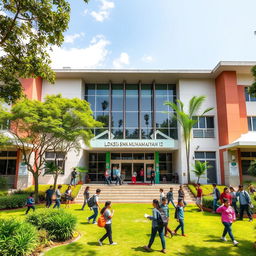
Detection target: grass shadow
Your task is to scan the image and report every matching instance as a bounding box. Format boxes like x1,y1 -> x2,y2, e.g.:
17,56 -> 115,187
87,242 -> 100,246
80,222 -> 91,225
132,246 -> 157,253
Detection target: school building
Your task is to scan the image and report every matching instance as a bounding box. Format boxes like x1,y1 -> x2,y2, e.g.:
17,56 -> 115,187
1,61 -> 256,189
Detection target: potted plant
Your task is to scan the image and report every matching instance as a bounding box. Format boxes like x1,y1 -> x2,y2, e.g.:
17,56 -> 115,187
75,167 -> 88,184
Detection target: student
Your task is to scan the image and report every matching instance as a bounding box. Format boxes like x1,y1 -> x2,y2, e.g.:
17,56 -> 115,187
53,185 -> 62,209
159,188 -> 165,203
115,167 -> 122,186
104,169 -> 111,185
45,185 -> 54,208
212,183 -> 220,212
98,201 -> 117,246
132,171 -> 137,184
196,183 -> 203,212
216,198 -> 239,246
166,187 -> 176,208
121,169 -> 126,184
236,185 -> 253,222
88,189 -> 101,224
220,187 -> 232,204
81,186 -> 90,210
64,185 -> 72,208
178,185 -> 186,205
139,168 -> 144,182
143,199 -> 166,254
161,197 -> 173,237
229,187 -> 238,216
25,193 -> 35,214
174,200 -> 186,236
70,168 -> 77,186
150,168 -> 156,185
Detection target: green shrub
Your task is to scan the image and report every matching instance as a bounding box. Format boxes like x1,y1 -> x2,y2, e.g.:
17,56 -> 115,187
0,218 -> 38,256
0,194 -> 28,209
0,176 -> 7,190
188,184 -> 226,197
27,209 -> 77,241
25,184 -> 81,201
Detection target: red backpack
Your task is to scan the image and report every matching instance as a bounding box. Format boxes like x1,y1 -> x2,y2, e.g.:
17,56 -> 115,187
97,215 -> 106,228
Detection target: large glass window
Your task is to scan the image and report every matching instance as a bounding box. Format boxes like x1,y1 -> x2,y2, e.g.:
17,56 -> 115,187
88,153 -> 106,181
248,116 -> 256,131
193,116 -> 215,138
245,87 -> 256,102
45,152 -> 65,174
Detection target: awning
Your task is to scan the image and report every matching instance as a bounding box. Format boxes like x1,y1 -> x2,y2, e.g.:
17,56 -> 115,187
220,132 -> 256,150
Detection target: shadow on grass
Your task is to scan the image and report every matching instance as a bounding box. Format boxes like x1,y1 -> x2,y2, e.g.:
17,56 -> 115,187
80,222 -> 91,225
87,242 -> 100,246
132,246 -> 157,253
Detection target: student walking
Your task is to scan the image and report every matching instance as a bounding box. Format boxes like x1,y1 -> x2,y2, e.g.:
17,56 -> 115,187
45,185 -> 54,208
229,187 -> 238,216
178,185 -> 186,205
81,186 -> 90,210
64,185 -> 72,208
70,168 -> 77,186
139,168 -> 144,182
150,168 -> 155,185
159,188 -> 165,203
196,183 -> 203,212
53,185 -> 62,209
166,187 -> 175,208
212,183 -> 220,212
236,185 -> 253,222
161,197 -> 173,237
216,198 -> 239,246
174,200 -> 186,236
115,167 -> 122,185
88,189 -> 101,224
143,199 -> 166,254
25,193 -> 35,214
104,169 -> 111,185
98,201 -> 117,246
220,187 -> 232,204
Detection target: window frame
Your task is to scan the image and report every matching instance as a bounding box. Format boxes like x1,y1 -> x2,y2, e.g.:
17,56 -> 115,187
44,152 -> 66,175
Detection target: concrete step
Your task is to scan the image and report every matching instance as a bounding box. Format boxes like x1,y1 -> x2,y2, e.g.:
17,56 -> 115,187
75,199 -> 195,203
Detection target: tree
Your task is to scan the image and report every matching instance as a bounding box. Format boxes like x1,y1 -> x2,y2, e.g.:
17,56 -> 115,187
248,160 -> 256,177
165,96 -> 213,183
0,0 -> 88,103
250,66 -> 256,97
44,161 -> 64,191
0,95 -> 102,202
192,160 -> 212,183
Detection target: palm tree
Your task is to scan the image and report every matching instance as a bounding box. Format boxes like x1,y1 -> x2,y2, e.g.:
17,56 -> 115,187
101,100 -> 109,116
192,160 -> 212,183
44,161 -> 64,190
165,96 -> 213,183
248,160 -> 256,176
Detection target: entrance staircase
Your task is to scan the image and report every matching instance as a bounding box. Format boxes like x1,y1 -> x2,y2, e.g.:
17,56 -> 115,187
75,184 -> 196,204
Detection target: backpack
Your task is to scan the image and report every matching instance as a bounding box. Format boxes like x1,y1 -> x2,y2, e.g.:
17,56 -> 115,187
97,215 -> 106,228
88,195 -> 96,208
156,209 -> 168,227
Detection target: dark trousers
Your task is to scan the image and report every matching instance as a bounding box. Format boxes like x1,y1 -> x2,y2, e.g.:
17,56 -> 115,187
88,207 -> 98,223
168,199 -> 176,208
151,177 -> 155,185
100,224 -> 113,244
164,221 -> 173,236
222,222 -> 235,241
53,198 -> 61,209
81,198 -> 88,210
148,226 -> 166,249
46,198 -> 52,208
25,205 -> 35,214
116,176 -> 122,185
175,219 -> 184,235
105,177 -> 111,185
239,204 -> 252,220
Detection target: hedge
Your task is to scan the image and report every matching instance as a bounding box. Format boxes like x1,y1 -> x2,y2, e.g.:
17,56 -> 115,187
26,209 -> 77,241
25,184 -> 81,201
202,195 -> 256,214
188,184 -> 226,197
0,218 -> 38,256
0,194 -> 28,210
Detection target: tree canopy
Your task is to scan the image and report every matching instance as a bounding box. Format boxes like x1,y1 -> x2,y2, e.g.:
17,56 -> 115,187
0,94 -> 101,201
0,0 -> 88,103
250,66 -> 256,97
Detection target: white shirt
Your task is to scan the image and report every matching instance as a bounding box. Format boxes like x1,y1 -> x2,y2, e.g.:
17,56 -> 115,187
92,194 -> 99,208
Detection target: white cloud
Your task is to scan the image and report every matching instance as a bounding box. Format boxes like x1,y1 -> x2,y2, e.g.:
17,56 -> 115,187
112,52 -> 130,68
90,0 -> 115,22
64,32 -> 85,44
83,9 -> 88,16
141,55 -> 153,63
50,35 -> 110,68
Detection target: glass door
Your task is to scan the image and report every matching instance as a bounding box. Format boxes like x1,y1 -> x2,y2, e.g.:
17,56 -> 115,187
121,163 -> 132,181
133,163 -> 144,183
145,163 -> 154,182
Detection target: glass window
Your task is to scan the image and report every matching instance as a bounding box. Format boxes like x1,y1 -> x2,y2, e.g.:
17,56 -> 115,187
253,117 -> 256,131
97,84 -> 109,95
6,160 -> 16,175
155,95 -> 168,111
141,112 -> 152,128
126,112 -> 138,127
206,152 -> 216,159
241,152 -> 251,157
96,113 -> 109,127
85,84 -> 95,95
167,153 -> 172,162
245,87 -> 256,102
206,117 -> 214,128
159,153 -> 167,162
141,96 -> 152,111
155,113 -> 168,128
122,153 -> 132,160
168,84 -> 176,96
0,160 -> 7,175
195,152 -> 205,159
141,84 -> 152,95
112,96 -> 123,111
126,84 -> 138,95
125,129 -> 140,139
199,117 -> 206,128
248,117 -> 252,131
45,152 -> 55,158
141,129 -> 153,139
112,84 -> 123,95
193,116 -> 198,128
126,95 -> 138,111
111,153 -> 121,160
96,96 -> 109,112
112,129 -> 124,139
145,153 -> 154,160
133,153 -> 144,160
98,153 -> 106,161
112,112 -> 123,128
85,95 -> 95,111
155,84 -> 167,95
89,153 -> 97,161
252,152 -> 256,157
241,160 -> 251,174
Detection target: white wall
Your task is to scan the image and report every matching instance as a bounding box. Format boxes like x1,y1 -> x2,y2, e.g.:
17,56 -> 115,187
177,79 -> 220,184
42,78 -> 84,99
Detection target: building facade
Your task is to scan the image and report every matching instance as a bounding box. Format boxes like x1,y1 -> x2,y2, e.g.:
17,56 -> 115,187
1,61 -> 256,188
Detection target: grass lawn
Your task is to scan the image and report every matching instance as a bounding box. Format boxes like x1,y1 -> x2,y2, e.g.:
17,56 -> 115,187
0,204 -> 255,256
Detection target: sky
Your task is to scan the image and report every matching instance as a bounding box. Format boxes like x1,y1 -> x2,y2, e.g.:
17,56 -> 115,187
50,0 -> 256,70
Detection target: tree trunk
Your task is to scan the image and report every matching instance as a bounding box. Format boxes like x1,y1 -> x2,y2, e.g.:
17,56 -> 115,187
53,173 -> 59,191
197,176 -> 200,184
185,144 -> 191,184
34,174 -> 39,203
